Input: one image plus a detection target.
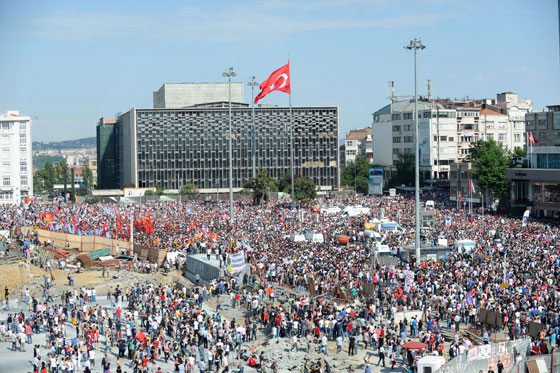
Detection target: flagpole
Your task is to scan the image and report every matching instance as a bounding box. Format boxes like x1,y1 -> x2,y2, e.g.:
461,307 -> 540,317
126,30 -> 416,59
130,212 -> 134,246
529,132 -> 535,168
469,179 -> 472,214
289,91 -> 295,206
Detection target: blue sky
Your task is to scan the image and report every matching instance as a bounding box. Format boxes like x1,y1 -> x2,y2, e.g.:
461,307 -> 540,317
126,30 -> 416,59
0,0 -> 558,142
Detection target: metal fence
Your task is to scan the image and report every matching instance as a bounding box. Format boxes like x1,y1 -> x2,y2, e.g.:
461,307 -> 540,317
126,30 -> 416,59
436,338 -> 530,373
509,351 -> 560,373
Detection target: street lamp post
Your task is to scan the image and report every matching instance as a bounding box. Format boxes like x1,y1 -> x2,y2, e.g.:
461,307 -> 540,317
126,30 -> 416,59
248,77 -> 258,179
223,67 -> 236,225
404,38 -> 426,267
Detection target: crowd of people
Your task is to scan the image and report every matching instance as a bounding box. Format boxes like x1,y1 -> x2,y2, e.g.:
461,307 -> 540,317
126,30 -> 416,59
1,191 -> 560,372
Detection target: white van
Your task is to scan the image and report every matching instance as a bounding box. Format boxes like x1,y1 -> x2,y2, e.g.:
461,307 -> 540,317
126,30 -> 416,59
305,231 -> 324,243
425,200 -> 435,208
416,356 -> 445,373
320,206 -> 341,214
454,239 -> 477,254
342,205 -> 370,217
364,230 -> 384,244
378,221 -> 406,234
289,234 -> 306,242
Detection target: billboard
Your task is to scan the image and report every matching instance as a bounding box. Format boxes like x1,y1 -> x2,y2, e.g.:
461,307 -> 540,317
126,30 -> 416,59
368,168 -> 384,195
418,119 -> 431,167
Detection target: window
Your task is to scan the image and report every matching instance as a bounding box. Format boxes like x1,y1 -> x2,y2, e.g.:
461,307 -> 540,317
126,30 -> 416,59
1,122 -> 11,131
403,113 -> 412,120
19,134 -> 26,145
423,112 -> 431,118
20,162 -> 26,172
392,148 -> 401,154
554,119 -> 560,129
433,136 -> 438,141
393,125 -> 401,132
19,149 -> 26,159
404,125 -> 412,131
2,177 -> 10,186
487,133 -> 494,140
498,133 -> 506,141
20,176 -> 27,186
404,136 -> 413,143
2,163 -> 8,173
440,136 -> 447,141
19,122 -> 26,131
448,137 -> 454,142
392,113 -> 401,120
514,134 -> 521,142
526,119 -> 535,128
538,119 -> 547,127
393,137 -> 401,143
1,136 -> 9,146
2,149 -> 8,158
1,192 -> 12,200
540,132 -> 548,139
438,111 -> 456,118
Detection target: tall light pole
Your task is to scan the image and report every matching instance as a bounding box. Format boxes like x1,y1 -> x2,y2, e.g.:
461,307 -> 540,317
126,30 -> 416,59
248,77 -> 258,179
223,67 -> 236,225
404,38 -> 426,267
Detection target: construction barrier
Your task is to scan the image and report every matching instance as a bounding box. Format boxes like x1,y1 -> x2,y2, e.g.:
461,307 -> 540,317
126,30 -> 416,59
19,227 -> 167,265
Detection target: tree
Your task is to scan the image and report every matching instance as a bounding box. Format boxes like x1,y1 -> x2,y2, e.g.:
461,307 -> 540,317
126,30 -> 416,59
391,153 -> 415,187
469,139 -> 510,200
341,156 -> 370,193
286,177 -> 317,202
54,160 -> 69,184
510,147 -> 527,167
244,169 -> 274,204
179,184 -> 199,195
82,167 -> 94,189
276,172 -> 292,193
155,184 -> 165,195
34,161 -> 57,193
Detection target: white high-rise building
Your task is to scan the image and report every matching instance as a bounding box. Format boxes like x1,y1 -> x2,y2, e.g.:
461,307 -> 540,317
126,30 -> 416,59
0,111 -> 33,205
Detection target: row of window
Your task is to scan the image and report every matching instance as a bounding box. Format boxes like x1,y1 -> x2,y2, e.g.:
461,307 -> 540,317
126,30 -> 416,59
0,163 -> 27,172
391,111 -> 457,121
0,122 -> 27,131
0,177 -> 27,186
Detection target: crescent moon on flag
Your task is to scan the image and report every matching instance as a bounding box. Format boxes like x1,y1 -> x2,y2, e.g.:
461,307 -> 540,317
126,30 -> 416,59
276,73 -> 288,88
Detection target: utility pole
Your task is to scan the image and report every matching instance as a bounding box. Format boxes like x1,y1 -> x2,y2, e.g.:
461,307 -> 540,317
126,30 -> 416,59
248,77 -> 258,179
405,38 -> 426,267
223,67 -> 236,225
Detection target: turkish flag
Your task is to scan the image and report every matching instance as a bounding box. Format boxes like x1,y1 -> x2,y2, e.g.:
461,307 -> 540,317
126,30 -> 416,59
254,62 -> 290,104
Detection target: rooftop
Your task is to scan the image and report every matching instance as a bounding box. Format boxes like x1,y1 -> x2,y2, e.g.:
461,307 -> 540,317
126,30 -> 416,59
346,128 -> 372,141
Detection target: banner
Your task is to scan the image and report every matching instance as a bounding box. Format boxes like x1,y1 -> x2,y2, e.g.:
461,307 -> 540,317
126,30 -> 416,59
522,210 -> 530,227
404,270 -> 414,292
228,250 -> 245,274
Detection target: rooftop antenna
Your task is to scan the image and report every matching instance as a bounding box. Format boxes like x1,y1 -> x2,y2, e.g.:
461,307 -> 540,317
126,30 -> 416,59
387,81 -> 396,103
427,79 -> 431,99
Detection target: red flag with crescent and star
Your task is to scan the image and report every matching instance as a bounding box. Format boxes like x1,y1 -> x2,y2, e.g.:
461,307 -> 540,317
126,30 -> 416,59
254,62 -> 291,104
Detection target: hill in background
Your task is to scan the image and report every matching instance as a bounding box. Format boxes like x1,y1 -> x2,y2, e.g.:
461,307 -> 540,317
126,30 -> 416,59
33,137 -> 96,151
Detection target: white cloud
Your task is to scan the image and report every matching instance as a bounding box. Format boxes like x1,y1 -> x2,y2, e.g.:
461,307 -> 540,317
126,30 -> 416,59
505,66 -> 528,74
24,1 -> 456,44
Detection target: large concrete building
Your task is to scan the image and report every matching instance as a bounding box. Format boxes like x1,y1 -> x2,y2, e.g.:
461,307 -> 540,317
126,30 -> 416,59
98,102 -> 339,192
0,111 -> 33,204
525,105 -> 560,146
153,83 -> 244,109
